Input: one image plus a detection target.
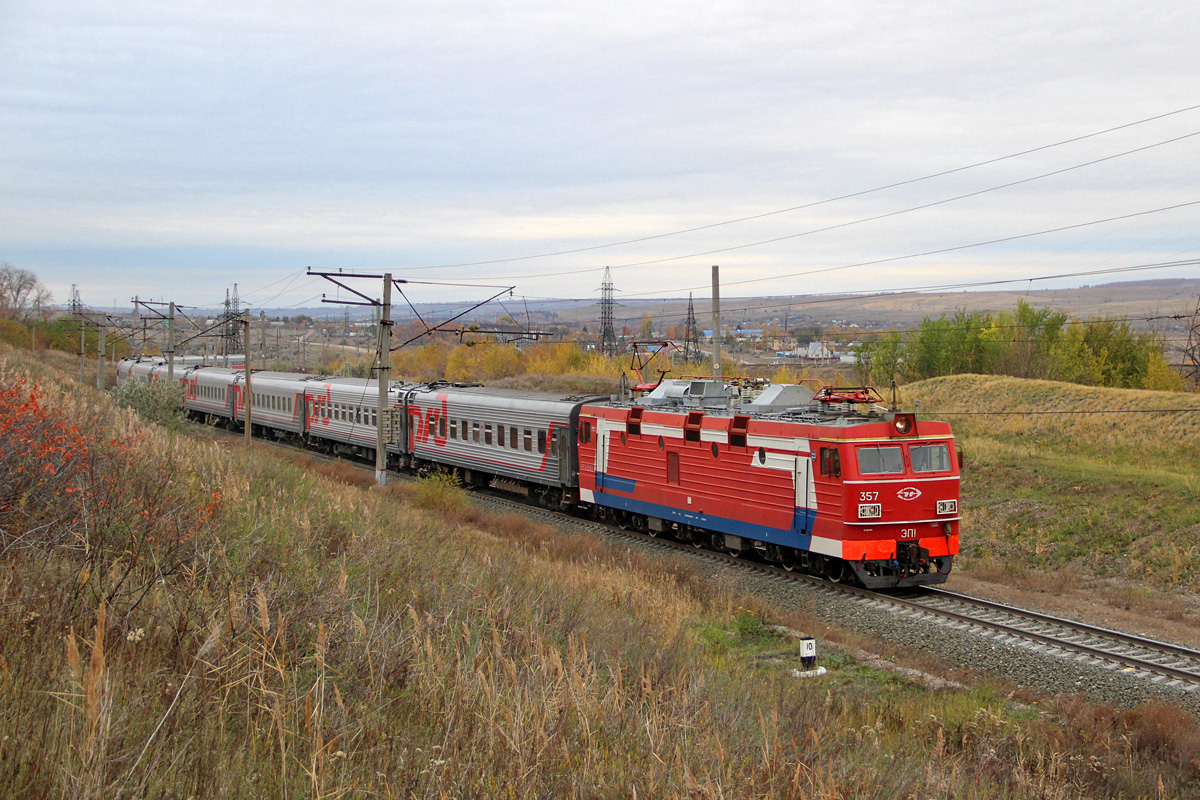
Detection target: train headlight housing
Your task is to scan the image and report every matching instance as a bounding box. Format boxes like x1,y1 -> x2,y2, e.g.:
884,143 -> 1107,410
858,503 -> 882,519
891,413 -> 916,436
937,499 -> 958,515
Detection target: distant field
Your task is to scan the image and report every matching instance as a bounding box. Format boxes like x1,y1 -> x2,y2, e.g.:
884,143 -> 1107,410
542,277 -> 1200,330
905,375 -> 1200,590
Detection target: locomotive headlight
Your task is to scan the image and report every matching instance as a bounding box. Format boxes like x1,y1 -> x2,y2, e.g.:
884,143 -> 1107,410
936,499 -> 957,515
858,503 -> 882,519
891,413 -> 916,436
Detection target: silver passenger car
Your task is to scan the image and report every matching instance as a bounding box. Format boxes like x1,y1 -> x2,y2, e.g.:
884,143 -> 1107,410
405,386 -> 596,489
241,371 -> 320,435
303,377 -> 410,457
185,367 -> 240,420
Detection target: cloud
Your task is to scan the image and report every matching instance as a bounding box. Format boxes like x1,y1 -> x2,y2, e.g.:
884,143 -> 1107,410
2,0 -> 1199,308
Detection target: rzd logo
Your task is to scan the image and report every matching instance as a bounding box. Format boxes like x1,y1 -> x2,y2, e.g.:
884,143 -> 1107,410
897,487 -> 922,501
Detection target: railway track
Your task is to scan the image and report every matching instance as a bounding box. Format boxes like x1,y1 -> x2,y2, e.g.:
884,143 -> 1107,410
464,485 -> 1200,691
213,425 -> 1200,692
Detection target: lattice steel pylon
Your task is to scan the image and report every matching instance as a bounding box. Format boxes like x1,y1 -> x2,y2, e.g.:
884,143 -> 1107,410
1184,293 -> 1200,389
682,292 -> 700,363
68,285 -> 84,316
598,266 -> 618,357
223,284 -> 243,356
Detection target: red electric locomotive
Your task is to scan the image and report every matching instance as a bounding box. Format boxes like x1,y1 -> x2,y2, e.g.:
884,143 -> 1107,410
576,380 -> 959,588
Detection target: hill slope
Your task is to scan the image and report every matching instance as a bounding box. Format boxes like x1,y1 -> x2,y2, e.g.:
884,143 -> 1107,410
906,375 -> 1200,589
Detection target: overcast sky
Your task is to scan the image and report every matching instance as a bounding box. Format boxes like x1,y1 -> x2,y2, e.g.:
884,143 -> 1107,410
2,0 -> 1199,314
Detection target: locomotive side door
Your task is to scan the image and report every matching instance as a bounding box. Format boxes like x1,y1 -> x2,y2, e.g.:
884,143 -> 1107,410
595,426 -> 609,490
795,455 -> 813,534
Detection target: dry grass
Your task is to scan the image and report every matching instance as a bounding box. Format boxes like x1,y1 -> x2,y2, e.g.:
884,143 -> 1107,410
2,347 -> 1200,798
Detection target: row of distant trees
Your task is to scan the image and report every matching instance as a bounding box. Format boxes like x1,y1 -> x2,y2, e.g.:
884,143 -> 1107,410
855,300 -> 1184,391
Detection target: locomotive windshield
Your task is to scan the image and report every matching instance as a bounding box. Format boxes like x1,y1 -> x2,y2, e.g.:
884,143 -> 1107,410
910,443 -> 951,472
857,445 -> 904,474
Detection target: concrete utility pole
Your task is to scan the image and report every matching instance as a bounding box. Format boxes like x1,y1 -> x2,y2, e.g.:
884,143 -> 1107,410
79,323 -> 87,384
244,311 -> 252,446
97,326 -> 105,390
377,274 -> 392,486
711,265 -> 722,380
167,302 -> 176,383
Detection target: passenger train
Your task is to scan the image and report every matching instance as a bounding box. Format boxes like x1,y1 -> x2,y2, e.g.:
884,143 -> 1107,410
117,356 -> 960,588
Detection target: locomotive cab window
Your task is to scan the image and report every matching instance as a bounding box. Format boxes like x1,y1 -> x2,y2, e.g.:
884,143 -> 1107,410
910,443 -> 951,472
857,445 -> 904,475
579,420 -> 591,443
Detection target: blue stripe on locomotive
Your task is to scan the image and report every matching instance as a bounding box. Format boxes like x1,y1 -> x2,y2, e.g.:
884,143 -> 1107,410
592,471 -> 817,550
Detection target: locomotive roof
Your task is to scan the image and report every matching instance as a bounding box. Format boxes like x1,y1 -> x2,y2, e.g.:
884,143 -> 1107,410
588,379 -> 924,428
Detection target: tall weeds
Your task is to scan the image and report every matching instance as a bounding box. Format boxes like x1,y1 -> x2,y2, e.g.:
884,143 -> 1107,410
1,347 -> 1198,798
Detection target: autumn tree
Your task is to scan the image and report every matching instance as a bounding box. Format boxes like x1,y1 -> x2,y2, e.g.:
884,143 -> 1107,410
0,264 -> 53,322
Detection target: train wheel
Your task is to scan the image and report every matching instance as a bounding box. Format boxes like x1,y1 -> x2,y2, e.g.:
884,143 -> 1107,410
616,511 -> 631,530
780,548 -> 799,572
690,529 -> 705,549
823,556 -> 844,583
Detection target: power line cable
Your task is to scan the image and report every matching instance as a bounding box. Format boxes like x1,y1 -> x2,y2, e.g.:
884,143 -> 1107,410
445,131 -> 1200,284
619,204 -> 1200,298
395,102 -> 1200,271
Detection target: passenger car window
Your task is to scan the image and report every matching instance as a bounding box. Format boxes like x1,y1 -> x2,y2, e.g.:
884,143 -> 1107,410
857,445 -> 904,474
909,443 -> 950,472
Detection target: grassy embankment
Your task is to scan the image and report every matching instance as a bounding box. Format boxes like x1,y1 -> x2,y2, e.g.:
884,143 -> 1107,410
2,346 -> 1200,797
906,375 -> 1200,597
